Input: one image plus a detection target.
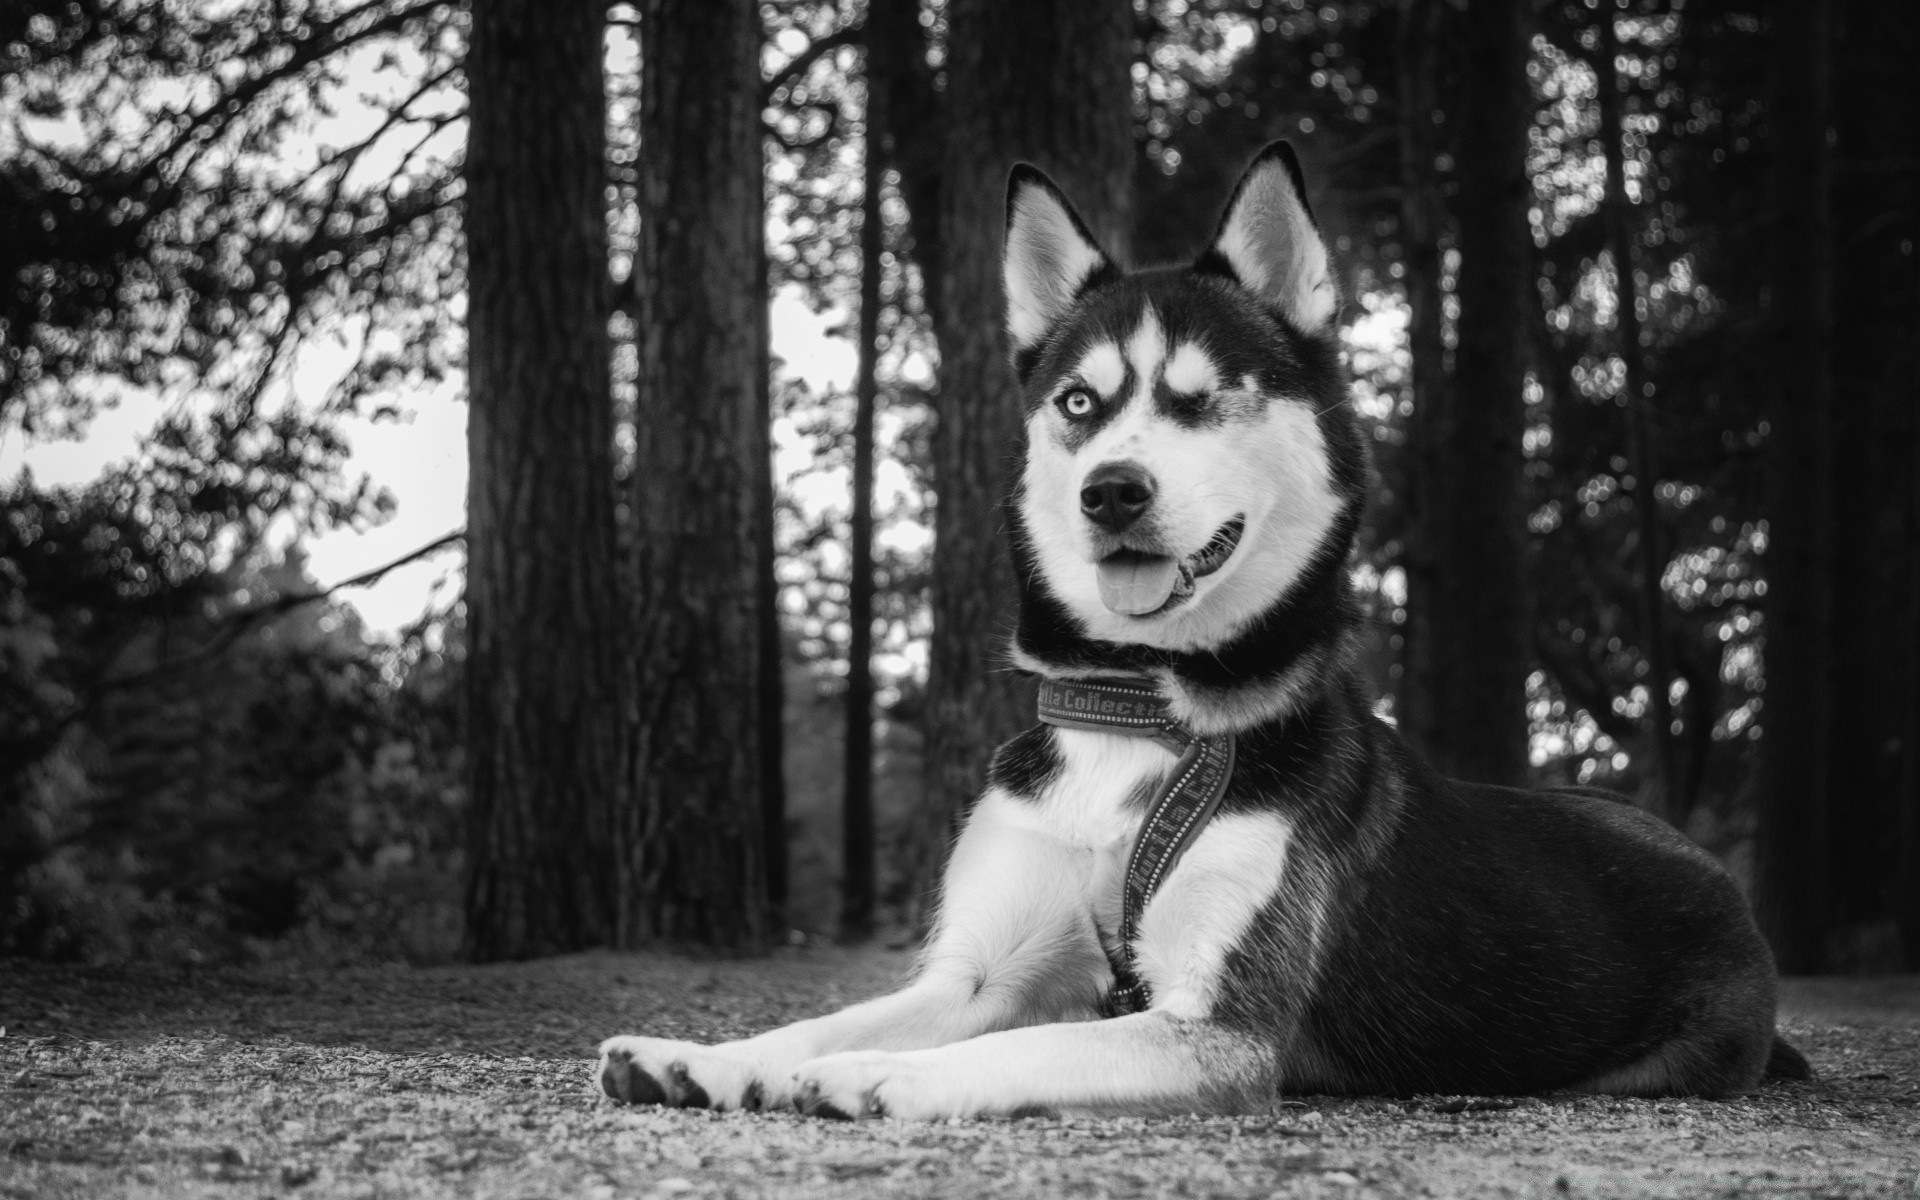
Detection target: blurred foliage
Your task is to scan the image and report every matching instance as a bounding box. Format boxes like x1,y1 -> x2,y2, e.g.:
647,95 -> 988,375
2,476 -> 464,963
1,0 -> 465,536
2,0 -> 468,963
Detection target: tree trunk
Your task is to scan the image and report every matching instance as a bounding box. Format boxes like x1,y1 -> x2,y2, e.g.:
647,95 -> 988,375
1754,0 -> 1834,973
463,0 -> 629,960
868,0 -> 942,330
1596,6 -> 1680,819
1394,0 -> 1447,754
628,0 -> 770,949
840,48 -> 885,941
914,0 -> 1134,912
1426,0 -> 1534,787
757,243 -> 788,921
1817,0 -> 1917,970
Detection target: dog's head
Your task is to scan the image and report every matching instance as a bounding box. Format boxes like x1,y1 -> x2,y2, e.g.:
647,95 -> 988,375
1005,143 -> 1369,667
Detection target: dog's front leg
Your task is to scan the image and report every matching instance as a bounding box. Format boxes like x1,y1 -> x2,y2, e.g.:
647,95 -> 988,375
792,1011 -> 1278,1120
599,791 -> 1108,1110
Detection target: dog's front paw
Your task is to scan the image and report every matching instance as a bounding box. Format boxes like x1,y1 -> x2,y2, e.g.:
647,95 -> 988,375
792,1050 -> 951,1121
598,1036 -> 789,1111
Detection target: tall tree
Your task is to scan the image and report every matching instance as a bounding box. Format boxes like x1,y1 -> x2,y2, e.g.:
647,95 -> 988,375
1823,0 -> 1919,970
1753,0 -> 1834,972
914,0 -> 1135,904
867,0 -> 942,326
628,0 -> 771,947
1422,0 -> 1535,786
1394,0 -> 1448,754
462,0 -> 629,959
839,35 -> 887,941
1761,0 -> 1917,971
756,260 -> 789,922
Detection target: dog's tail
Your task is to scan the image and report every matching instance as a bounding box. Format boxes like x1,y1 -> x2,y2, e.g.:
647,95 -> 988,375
1762,1035 -> 1813,1084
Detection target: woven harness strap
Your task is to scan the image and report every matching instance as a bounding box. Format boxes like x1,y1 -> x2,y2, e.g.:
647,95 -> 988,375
1035,677 -> 1236,1015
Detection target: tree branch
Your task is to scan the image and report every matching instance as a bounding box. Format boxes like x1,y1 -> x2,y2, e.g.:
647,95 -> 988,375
64,529 -> 467,728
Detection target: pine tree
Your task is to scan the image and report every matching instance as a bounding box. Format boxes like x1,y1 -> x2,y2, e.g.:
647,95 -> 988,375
625,0 -> 774,947
914,0 -> 1136,909
461,0 -> 629,960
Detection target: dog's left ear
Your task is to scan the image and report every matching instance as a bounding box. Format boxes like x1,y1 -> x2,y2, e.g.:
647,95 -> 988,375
1004,164 -> 1115,358
1198,141 -> 1339,332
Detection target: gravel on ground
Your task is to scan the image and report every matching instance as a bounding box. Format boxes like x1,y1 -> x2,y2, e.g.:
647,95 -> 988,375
2,946 -> 1916,1199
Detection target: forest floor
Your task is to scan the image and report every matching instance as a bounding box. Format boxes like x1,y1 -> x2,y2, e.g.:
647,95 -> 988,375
1,946 -> 1917,1200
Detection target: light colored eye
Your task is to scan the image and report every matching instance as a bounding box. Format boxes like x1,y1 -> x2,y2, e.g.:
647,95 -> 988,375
1058,388 -> 1097,418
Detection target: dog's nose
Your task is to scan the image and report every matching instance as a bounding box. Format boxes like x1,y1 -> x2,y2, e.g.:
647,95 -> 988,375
1080,462 -> 1156,533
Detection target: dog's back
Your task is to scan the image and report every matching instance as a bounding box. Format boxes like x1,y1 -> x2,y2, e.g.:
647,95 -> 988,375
1280,730 -> 1778,1096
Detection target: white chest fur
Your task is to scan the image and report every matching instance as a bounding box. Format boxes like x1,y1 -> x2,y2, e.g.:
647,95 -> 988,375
1001,727 -> 1296,1022
1034,729 -> 1174,847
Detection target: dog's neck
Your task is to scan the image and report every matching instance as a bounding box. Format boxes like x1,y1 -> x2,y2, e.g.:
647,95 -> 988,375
1007,503 -> 1370,738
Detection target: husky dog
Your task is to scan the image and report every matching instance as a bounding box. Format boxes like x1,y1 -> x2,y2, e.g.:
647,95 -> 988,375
598,143 -> 1804,1119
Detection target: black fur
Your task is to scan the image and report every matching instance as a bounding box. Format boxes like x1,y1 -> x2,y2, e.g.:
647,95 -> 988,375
1204,674 -> 1777,1095
988,726 -> 1063,799
1764,1036 -> 1813,1082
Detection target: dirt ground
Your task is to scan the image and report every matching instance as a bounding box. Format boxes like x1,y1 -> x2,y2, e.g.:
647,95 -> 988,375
1,946 -> 1916,1199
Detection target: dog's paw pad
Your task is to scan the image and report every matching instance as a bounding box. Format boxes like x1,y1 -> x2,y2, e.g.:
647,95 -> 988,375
792,1080 -> 846,1120
666,1061 -> 710,1109
601,1050 -> 669,1106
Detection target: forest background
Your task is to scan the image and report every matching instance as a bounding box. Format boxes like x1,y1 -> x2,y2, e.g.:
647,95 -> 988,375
1,0 -> 1913,976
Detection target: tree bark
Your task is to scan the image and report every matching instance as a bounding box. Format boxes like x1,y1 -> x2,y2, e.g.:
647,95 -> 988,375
1596,5 -> 1680,819
756,243 -> 788,921
1426,0 -> 1534,787
840,45 -> 886,941
867,0 -> 942,331
1816,0 -> 1917,970
914,0 -> 1135,911
628,0 -> 770,948
1394,0 -> 1447,754
1754,0 -> 1834,973
463,0 -> 629,960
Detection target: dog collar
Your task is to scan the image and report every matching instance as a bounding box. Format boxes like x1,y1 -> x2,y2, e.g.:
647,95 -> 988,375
1035,677 -> 1237,1016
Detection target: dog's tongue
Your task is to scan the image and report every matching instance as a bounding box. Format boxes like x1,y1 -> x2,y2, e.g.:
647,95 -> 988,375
1097,555 -> 1180,616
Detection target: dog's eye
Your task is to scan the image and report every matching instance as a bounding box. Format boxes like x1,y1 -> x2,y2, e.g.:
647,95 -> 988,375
1057,388 -> 1098,419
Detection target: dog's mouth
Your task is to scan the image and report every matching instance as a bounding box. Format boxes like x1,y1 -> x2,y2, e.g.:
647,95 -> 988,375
1095,516 -> 1245,617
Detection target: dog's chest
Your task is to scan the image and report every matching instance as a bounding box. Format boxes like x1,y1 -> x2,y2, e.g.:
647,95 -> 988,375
1026,730 -> 1175,923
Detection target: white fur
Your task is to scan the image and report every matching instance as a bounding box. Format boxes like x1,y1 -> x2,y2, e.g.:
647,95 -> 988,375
1005,184 -> 1108,352
1124,306 -> 1167,391
1022,336 -> 1346,654
599,725 -> 1292,1119
1133,812 -> 1293,1019
1213,159 -> 1338,331
792,1010 -> 1276,1119
1164,341 -> 1220,396
1072,340 -> 1126,398
601,785 -> 1113,1111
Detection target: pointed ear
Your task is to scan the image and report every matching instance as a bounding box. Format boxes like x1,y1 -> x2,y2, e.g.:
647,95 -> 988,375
1003,164 -> 1114,356
1197,141 -> 1339,331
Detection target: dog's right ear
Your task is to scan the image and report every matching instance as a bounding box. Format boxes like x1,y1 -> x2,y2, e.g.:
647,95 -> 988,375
1004,164 -> 1114,361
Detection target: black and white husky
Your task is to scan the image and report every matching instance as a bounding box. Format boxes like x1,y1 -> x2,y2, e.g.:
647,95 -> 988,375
599,143 -> 1804,1119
